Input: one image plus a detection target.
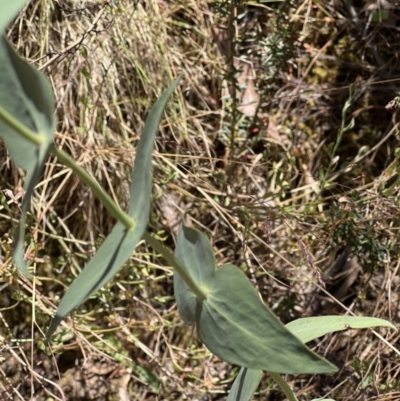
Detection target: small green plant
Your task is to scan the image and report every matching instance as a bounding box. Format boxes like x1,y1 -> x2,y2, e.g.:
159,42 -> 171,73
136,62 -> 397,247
0,1 -> 396,400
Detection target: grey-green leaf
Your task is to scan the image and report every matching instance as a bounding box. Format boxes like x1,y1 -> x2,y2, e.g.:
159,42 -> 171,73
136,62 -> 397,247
0,37 -> 56,276
227,368 -> 261,401
286,316 -> 396,344
223,316 -> 395,401
0,0 -> 30,33
128,75 -> 182,225
47,223 -> 142,337
198,264 -> 336,374
174,218 -> 215,324
47,76 -> 181,338
173,222 -> 337,374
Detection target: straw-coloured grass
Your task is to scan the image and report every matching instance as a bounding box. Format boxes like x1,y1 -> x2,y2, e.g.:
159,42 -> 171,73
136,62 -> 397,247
1,0 -> 399,399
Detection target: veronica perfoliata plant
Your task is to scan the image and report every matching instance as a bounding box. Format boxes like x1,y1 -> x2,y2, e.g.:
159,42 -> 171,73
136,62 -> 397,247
0,1 -> 396,400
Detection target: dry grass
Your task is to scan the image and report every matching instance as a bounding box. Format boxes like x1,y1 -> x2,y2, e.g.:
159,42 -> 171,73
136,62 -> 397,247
1,0 -> 400,400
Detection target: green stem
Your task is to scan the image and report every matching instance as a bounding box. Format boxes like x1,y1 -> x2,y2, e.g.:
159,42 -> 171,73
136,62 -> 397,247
269,372 -> 299,401
49,145 -> 135,230
0,105 -> 205,302
53,146 -> 205,300
0,105 -> 45,145
143,232 -> 206,301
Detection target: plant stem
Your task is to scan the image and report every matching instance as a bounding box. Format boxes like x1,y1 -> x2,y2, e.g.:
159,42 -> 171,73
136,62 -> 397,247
269,372 -> 299,401
0,106 -> 45,145
52,146 -> 206,300
0,105 -> 205,302
49,145 -> 135,230
143,232 -> 206,301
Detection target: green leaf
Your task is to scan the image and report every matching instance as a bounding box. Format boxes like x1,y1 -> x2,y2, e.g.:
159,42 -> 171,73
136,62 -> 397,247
47,224 -> 143,337
174,217 -> 214,324
371,9 -> 389,23
286,316 -> 396,344
223,316 -> 393,401
0,37 -> 56,276
47,76 -> 181,338
0,0 -> 30,33
128,75 -> 181,225
227,368 -> 261,401
198,264 -> 336,374
174,222 -> 337,374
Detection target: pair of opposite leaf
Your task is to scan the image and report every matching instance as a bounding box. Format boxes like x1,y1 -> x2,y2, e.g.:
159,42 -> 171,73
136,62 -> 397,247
0,1 -> 396,391
0,0 -> 181,338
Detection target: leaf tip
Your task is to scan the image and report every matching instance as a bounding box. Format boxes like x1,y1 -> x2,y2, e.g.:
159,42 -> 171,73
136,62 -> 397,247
46,315 -> 63,339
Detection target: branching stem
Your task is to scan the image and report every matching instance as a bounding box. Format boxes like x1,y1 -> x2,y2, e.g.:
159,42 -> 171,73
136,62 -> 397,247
53,146 -> 206,300
1,105 -> 206,302
143,232 -> 206,301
